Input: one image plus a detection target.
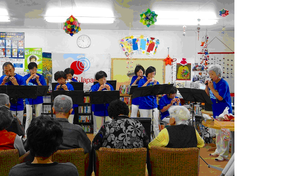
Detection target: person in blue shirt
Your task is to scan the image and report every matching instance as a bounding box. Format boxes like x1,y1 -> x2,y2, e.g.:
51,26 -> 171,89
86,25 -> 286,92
205,64 -> 232,161
138,66 -> 160,137
64,68 -> 78,82
130,64 -> 146,117
90,71 -> 114,134
159,86 -> 181,124
0,62 -> 25,126
24,62 -> 47,134
53,71 -> 75,124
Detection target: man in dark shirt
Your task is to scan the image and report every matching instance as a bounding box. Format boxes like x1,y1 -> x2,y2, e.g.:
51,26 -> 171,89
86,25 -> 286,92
52,94 -> 91,153
0,93 -> 24,137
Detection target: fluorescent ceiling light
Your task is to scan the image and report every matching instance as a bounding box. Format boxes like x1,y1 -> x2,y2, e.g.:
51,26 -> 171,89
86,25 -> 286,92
153,10 -> 218,26
44,7 -> 115,24
45,16 -> 114,23
0,7 -> 10,22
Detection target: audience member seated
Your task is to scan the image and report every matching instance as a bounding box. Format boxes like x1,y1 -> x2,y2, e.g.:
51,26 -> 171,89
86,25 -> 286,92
148,106 -> 205,148
0,93 -> 24,137
53,95 -> 91,153
9,115 -> 79,176
92,100 -> 149,149
0,106 -> 26,156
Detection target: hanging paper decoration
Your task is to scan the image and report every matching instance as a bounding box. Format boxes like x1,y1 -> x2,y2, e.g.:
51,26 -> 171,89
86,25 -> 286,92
140,8 -> 158,27
119,35 -> 159,57
63,15 -> 81,36
164,47 -> 175,65
219,9 -> 229,17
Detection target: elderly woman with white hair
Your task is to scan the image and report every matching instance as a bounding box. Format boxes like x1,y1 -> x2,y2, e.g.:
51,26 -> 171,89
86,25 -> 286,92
205,64 -> 233,161
148,106 -> 204,148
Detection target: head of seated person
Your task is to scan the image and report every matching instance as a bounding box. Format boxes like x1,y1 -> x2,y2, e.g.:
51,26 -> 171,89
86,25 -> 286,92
52,95 -> 73,118
0,93 -> 10,108
108,99 -> 129,119
27,115 -> 63,163
0,106 -> 13,132
168,106 -> 191,125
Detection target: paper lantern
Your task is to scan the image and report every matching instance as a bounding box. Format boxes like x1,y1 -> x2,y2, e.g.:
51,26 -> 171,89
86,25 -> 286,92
63,15 -> 81,36
140,8 -> 158,27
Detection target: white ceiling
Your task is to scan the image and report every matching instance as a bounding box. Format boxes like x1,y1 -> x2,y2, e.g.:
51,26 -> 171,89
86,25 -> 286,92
0,0 -> 234,32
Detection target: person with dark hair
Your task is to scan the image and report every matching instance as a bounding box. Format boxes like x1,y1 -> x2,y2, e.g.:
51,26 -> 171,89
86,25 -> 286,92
9,115 -> 79,176
130,64 -> 146,117
29,55 -> 37,63
0,106 -> 26,156
52,95 -> 91,153
90,70 -> 114,134
53,71 -> 76,123
159,86 -> 181,124
0,93 -> 25,137
0,62 -> 26,125
64,68 -> 78,82
138,66 -> 160,137
23,62 -> 47,136
92,99 -> 149,149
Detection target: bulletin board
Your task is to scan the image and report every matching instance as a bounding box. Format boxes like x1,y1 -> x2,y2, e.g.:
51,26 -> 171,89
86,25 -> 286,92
111,58 -> 165,89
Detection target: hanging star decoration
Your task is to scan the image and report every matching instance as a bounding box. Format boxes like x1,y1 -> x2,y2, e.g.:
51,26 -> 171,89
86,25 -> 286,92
63,15 -> 81,36
164,55 -> 173,65
140,8 -> 158,27
219,9 -> 229,17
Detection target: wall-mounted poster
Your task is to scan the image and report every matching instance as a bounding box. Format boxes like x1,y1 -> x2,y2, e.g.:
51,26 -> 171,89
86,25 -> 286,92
24,48 -> 43,73
0,32 -> 25,59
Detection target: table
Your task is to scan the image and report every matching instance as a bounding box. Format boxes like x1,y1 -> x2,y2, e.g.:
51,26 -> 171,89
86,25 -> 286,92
202,118 -> 235,155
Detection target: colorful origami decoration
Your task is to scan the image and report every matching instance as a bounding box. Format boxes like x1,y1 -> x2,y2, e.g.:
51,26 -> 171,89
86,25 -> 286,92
140,8 -> 158,27
63,15 -> 81,36
219,9 -> 229,17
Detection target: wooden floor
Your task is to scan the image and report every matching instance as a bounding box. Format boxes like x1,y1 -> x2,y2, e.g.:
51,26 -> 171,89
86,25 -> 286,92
87,134 -> 230,176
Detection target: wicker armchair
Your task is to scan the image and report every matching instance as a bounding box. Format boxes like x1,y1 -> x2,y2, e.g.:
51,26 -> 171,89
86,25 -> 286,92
52,148 -> 90,176
95,147 -> 147,176
149,147 -> 200,176
0,149 -> 19,176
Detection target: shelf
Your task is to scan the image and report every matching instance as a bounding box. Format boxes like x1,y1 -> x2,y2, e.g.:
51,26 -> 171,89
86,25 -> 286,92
77,122 -> 92,124
78,113 -> 91,115
43,103 -> 52,105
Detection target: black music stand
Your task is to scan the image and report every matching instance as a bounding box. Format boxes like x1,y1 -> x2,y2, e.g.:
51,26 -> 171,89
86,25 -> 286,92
177,88 -> 212,127
51,90 -> 84,119
89,90 -> 120,128
70,82 -> 84,90
131,84 -> 174,139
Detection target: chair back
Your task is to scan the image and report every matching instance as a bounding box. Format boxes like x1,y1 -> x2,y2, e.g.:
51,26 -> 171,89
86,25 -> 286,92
149,147 -> 199,176
52,148 -> 89,176
0,149 -> 19,176
95,147 -> 147,176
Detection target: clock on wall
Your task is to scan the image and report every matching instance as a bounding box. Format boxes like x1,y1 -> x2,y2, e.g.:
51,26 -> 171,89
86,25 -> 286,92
77,34 -> 91,48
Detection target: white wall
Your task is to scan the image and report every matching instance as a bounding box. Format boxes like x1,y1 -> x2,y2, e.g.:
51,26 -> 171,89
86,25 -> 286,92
0,28 -> 234,92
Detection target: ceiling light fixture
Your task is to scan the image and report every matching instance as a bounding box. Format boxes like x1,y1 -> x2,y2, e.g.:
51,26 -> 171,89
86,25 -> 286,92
44,7 -> 115,24
45,16 -> 114,24
0,7 -> 10,22
153,10 -> 218,26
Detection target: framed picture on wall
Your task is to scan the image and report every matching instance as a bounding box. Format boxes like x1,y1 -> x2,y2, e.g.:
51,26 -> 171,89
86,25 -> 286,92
176,63 -> 191,81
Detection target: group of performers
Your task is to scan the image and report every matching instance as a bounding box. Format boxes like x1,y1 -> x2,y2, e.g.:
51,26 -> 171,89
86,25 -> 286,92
0,61 -> 233,161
